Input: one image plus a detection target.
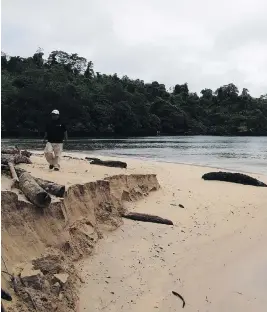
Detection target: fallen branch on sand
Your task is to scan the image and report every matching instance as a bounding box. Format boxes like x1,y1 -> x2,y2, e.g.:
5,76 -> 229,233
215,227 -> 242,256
1,154 -> 32,165
2,158 -> 51,207
2,165 -> 65,197
172,291 -> 185,308
34,177 -> 65,197
2,163 -> 52,208
86,157 -> 127,169
8,162 -> 20,189
1,146 -> 32,158
202,171 -> 267,187
122,212 -> 173,225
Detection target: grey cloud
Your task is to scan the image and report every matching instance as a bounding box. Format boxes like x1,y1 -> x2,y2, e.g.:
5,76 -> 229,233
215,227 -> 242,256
214,17 -> 267,52
1,0 -> 267,96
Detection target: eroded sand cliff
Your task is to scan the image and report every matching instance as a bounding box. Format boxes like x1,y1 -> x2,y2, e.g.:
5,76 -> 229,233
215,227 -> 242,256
1,169 -> 160,312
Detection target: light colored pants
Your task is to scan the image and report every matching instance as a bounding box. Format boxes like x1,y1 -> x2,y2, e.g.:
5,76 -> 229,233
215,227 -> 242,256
44,142 -> 63,169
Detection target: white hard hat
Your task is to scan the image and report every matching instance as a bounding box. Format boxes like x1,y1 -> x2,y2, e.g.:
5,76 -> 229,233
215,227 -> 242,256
51,109 -> 60,115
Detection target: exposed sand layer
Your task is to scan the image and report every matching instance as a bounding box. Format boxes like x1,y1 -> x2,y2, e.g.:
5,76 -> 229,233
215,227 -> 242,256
1,155 -> 160,311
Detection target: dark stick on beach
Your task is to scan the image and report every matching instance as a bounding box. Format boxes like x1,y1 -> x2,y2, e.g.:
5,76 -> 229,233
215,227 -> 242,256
202,171 -> 267,187
172,291 -> 185,308
122,212 -> 173,225
86,157 -> 127,169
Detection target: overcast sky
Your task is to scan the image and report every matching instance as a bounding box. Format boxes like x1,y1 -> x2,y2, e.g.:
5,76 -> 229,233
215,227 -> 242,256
2,0 -> 267,96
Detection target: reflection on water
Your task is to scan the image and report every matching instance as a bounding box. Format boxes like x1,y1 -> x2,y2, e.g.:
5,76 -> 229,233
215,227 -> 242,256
2,136 -> 267,175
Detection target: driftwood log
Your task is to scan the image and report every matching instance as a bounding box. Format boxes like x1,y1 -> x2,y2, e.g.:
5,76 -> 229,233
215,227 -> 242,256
1,165 -> 25,177
8,162 -> 19,188
1,146 -> 32,158
122,212 -> 173,225
17,169 -> 65,197
202,171 -> 267,187
8,162 -> 19,181
34,177 -> 65,197
19,172 -> 51,208
1,154 -> 32,165
86,157 -> 127,169
1,165 -> 65,197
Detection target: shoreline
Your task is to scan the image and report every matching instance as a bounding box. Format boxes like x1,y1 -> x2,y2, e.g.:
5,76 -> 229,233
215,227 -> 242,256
3,135 -> 266,176
2,134 -> 267,140
31,150 -> 267,178
85,154 -> 267,177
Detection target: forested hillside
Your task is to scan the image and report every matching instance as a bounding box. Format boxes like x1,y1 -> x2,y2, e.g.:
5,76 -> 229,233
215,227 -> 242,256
1,50 -> 267,137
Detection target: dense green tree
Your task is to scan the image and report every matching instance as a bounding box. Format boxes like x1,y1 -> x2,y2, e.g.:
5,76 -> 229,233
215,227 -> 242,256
1,50 -> 267,137
201,88 -> 213,99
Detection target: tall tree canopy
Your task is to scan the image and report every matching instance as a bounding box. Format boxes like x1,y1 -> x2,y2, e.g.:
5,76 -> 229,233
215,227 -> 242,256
1,50 -> 267,137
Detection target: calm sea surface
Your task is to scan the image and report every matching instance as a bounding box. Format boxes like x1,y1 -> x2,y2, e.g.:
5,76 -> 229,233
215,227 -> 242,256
2,136 -> 267,175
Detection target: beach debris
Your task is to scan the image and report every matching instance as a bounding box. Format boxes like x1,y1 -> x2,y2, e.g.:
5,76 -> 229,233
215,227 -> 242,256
2,165 -> 65,197
86,157 -> 127,169
1,154 -> 32,165
63,155 -> 81,160
172,290 -> 185,308
205,295 -> 212,304
122,212 -> 173,225
1,147 -> 32,192
34,177 -> 65,197
7,161 -> 19,188
170,203 -> 185,208
19,172 -> 51,208
2,161 -> 52,208
202,171 -> 267,187
1,146 -> 32,157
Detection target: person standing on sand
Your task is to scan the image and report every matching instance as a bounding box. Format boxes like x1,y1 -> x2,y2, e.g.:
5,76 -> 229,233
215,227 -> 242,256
43,109 -> 68,171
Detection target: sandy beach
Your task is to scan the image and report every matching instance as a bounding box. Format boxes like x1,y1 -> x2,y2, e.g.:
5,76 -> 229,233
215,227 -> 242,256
2,154 -> 267,312
74,157 -> 267,312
